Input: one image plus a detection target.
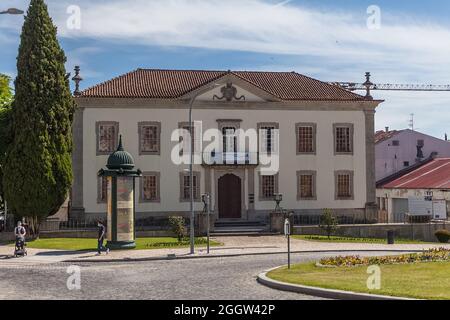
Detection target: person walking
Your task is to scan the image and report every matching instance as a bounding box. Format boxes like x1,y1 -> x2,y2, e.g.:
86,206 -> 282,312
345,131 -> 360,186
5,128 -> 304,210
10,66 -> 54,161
97,221 -> 109,255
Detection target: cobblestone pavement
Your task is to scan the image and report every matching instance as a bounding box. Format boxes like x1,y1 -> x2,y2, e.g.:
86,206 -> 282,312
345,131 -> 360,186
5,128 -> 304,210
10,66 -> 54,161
2,235 -> 447,264
0,251 -> 401,300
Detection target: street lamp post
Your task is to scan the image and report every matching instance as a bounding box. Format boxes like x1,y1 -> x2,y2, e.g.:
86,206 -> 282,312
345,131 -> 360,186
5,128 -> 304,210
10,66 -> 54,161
188,83 -> 220,255
0,7 -> 23,232
202,193 -> 211,254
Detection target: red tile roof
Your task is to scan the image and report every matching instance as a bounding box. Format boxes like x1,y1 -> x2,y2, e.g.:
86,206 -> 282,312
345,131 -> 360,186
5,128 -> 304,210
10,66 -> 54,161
375,130 -> 403,144
80,69 -> 368,101
381,158 -> 450,189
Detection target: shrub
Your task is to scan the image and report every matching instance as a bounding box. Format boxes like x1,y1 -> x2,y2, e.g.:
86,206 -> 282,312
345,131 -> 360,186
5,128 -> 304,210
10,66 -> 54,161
319,248 -> 450,267
435,230 -> 450,243
168,216 -> 186,242
319,209 -> 338,239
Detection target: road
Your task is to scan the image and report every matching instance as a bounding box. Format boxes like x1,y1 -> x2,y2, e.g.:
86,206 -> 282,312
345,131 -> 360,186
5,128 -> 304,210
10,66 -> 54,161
0,251 -> 398,300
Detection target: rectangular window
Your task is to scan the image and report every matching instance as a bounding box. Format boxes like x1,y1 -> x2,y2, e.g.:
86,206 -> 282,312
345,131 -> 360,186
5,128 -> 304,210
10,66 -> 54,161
223,127 -> 237,153
296,124 -> 316,154
297,171 -> 316,200
335,171 -> 354,199
258,123 -> 279,155
392,140 -> 400,146
139,122 -> 161,155
262,175 -> 275,199
180,172 -> 201,202
98,176 -> 108,203
334,124 -> 353,154
97,122 -> 119,155
259,174 -> 279,201
179,122 -> 201,155
141,173 -> 160,202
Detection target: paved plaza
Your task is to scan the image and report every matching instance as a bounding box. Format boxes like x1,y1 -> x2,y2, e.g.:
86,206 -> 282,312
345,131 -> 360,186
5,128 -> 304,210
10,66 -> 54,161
0,250 -> 406,300
1,235 -> 447,264
1,236 -> 448,300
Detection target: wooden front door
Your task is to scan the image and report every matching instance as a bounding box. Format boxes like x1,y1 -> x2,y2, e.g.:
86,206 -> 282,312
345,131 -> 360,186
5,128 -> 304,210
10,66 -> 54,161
218,174 -> 242,219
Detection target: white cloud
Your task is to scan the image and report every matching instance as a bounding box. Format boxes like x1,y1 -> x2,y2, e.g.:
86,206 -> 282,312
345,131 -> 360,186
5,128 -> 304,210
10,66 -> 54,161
374,91 -> 450,138
48,0 -> 450,77
1,0 -> 450,137
4,0 -> 450,83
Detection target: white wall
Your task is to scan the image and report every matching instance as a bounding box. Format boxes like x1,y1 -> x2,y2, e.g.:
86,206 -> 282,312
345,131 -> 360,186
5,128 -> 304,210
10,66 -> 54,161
82,105 -> 368,215
377,187 -> 450,222
376,130 -> 450,181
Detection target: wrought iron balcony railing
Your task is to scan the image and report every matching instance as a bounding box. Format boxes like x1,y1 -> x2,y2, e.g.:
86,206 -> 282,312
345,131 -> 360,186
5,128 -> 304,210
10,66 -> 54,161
202,152 -> 259,166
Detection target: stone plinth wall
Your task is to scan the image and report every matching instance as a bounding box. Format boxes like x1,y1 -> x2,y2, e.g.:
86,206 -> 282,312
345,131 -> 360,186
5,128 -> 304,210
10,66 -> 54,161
294,222 -> 450,243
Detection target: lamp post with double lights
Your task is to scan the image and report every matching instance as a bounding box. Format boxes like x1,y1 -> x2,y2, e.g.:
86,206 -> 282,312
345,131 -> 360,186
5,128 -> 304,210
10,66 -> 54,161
0,7 -> 23,232
274,193 -> 283,213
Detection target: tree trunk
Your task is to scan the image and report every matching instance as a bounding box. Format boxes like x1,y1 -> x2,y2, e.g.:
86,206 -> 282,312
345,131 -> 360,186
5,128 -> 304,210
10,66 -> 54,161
27,216 -> 41,239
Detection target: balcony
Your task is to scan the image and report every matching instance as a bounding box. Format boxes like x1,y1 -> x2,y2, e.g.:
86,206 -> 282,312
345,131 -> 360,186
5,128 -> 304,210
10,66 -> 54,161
202,152 -> 259,166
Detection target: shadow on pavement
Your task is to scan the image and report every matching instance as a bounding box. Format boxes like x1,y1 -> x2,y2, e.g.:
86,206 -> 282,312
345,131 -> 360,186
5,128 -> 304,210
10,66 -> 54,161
35,250 -> 92,256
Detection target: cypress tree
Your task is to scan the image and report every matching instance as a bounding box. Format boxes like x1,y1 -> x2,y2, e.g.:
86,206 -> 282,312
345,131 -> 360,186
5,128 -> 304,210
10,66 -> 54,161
3,0 -> 74,236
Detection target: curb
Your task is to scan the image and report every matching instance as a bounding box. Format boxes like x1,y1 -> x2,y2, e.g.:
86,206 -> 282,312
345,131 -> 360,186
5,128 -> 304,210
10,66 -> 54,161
63,249 -> 426,264
257,267 -> 416,300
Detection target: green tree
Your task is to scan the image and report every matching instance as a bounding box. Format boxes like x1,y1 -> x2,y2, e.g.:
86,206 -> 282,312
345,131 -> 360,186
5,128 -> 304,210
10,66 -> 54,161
0,74 -> 13,108
0,74 -> 14,210
319,208 -> 339,239
3,0 -> 75,237
168,216 -> 186,242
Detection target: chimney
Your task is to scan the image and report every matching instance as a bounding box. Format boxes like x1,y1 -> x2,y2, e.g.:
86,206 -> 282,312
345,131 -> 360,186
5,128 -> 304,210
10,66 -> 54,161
385,127 -> 389,133
445,133 -> 448,141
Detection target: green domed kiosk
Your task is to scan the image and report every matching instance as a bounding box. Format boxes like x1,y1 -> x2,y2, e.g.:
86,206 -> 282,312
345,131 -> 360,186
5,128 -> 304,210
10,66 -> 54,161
98,136 -> 142,250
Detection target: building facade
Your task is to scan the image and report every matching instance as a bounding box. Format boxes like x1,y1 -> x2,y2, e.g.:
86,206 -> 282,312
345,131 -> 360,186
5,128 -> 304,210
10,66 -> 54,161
377,158 -> 450,223
71,69 -> 383,223
375,128 -> 450,181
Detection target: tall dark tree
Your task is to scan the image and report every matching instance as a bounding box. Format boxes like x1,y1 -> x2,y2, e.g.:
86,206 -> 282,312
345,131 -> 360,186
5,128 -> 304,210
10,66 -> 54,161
3,0 -> 74,236
0,74 -> 14,210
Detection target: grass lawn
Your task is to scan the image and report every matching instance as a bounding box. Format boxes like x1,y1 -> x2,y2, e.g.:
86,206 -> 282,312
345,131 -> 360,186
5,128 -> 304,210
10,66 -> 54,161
268,261 -> 450,300
12,237 -> 221,251
293,235 -> 432,244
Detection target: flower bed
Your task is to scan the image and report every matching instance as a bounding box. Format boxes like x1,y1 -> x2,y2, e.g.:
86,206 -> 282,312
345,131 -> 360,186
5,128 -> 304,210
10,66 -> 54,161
318,248 -> 450,267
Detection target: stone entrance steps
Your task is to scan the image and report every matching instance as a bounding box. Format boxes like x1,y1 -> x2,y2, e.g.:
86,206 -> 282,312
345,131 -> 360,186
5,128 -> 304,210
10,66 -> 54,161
211,220 -> 273,236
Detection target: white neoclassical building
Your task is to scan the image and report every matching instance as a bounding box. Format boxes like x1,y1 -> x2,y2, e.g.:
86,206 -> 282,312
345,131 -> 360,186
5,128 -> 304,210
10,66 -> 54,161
70,69 -> 383,224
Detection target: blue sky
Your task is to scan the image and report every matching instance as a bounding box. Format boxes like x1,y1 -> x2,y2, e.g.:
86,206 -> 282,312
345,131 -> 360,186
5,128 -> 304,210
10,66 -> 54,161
1,0 -> 450,138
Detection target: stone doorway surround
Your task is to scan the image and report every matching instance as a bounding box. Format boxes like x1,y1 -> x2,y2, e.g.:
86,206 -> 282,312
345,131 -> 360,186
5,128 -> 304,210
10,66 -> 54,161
218,174 -> 242,219
210,167 -> 249,221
